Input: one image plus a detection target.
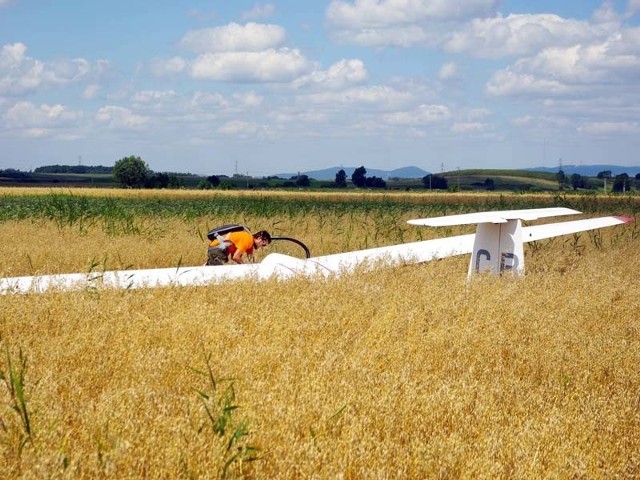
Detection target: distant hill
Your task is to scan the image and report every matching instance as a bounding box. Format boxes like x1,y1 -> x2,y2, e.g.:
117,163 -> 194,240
278,164 -> 640,181
526,164 -> 640,177
276,165 -> 430,180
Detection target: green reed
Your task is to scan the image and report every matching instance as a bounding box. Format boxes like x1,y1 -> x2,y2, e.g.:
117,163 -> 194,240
2,191 -> 638,238
0,345 -> 33,459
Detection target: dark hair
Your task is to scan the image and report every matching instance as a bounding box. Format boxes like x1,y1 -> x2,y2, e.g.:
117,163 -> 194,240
254,230 -> 271,243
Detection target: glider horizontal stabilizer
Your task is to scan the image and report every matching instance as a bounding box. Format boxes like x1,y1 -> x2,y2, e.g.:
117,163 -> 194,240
522,216 -> 632,242
407,207 -> 580,226
408,208 -> 632,278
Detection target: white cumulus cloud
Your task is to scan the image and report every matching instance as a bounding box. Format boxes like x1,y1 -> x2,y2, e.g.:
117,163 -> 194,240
326,0 -> 497,28
451,122 -> 485,133
438,62 -> 457,80
292,59 -> 368,90
3,101 -> 81,128
217,120 -> 261,136
95,106 -> 148,129
383,104 -> 451,125
190,91 -> 229,108
326,0 -> 497,47
445,13 -> 615,58
232,91 -> 263,107
629,0 -> 640,14
512,115 -> 534,126
131,90 -> 178,104
304,85 -> 413,110
0,42 -> 108,95
156,23 -> 304,83
191,49 -> 311,82
486,69 -> 570,97
486,30 -> 640,99
180,22 -> 286,53
83,84 -> 100,100
150,57 -> 187,76
0,43 -> 47,95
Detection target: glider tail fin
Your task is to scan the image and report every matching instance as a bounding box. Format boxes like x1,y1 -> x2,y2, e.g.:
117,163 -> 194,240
468,219 -> 524,278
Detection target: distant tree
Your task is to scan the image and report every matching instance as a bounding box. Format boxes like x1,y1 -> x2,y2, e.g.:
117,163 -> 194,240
295,174 -> 311,187
351,166 -> 367,188
113,156 -> 149,188
335,169 -> 347,188
365,176 -> 386,188
570,173 -> 585,191
484,178 -> 495,191
0,168 -> 28,179
207,175 -> 220,187
612,173 -> 629,193
145,172 -> 169,188
596,170 -> 613,192
422,174 -> 447,190
168,173 -> 184,189
422,174 -> 431,189
556,169 -> 568,189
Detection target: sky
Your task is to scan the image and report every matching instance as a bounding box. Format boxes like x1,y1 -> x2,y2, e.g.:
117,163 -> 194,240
1,0 -> 640,177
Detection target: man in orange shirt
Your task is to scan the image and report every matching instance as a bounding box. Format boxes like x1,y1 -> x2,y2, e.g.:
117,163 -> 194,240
206,230 -> 271,265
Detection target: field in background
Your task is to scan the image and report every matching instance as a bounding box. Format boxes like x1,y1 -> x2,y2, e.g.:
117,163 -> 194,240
0,188 -> 639,478
0,168 -> 607,191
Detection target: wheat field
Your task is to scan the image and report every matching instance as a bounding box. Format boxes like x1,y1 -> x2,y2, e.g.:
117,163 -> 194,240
0,188 -> 639,478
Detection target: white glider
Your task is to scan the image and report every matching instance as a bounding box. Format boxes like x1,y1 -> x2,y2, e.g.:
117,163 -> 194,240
0,208 -> 631,294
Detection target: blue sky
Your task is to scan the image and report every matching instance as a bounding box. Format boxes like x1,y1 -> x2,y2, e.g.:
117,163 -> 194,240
1,0 -> 639,176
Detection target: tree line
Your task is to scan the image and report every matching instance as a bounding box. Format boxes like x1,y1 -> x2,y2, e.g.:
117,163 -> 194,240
34,164 -> 113,174
110,158 -> 396,190
557,169 -> 639,193
5,156 -> 639,193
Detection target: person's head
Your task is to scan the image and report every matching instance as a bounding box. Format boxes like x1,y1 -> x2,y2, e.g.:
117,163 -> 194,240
253,230 -> 271,249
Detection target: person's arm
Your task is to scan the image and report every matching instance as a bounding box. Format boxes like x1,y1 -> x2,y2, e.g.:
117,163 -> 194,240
231,249 -> 245,264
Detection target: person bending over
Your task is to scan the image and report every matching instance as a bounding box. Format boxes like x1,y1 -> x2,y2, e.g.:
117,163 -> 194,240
206,230 -> 271,266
